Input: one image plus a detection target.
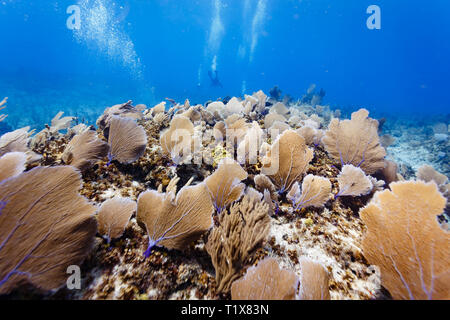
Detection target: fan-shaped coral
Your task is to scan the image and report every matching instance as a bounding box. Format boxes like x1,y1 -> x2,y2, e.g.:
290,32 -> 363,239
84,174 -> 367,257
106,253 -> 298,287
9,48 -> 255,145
97,197 -> 137,243
160,115 -> 194,164
322,108 -> 386,174
137,182 -> 213,256
287,175 -> 332,210
97,101 -> 143,136
206,195 -> 271,293
107,116 -> 147,164
298,257 -> 330,300
204,158 -> 248,213
336,164 -> 373,197
261,130 -> 314,193
62,130 -> 110,172
360,181 -> 450,300
0,166 -> 97,294
0,152 -> 27,182
231,257 -> 299,300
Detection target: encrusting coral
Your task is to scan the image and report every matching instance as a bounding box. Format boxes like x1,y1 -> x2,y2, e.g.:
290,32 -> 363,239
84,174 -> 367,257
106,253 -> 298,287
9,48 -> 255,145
97,197 -> 137,243
206,195 -> 271,293
360,181 -> 450,300
322,108 -> 386,174
0,166 -> 97,294
204,158 -> 248,213
261,129 -> 314,193
107,116 -> 147,164
336,164 -> 373,197
231,257 -> 299,300
0,152 -> 27,182
137,181 -> 214,256
62,130 -> 110,172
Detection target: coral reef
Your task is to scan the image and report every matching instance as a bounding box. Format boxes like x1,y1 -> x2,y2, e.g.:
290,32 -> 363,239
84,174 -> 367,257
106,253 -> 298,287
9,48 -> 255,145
0,89 -> 447,301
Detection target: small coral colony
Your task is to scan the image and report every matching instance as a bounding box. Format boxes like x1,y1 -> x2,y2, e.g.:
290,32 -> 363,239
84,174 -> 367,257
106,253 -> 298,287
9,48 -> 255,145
0,90 -> 448,300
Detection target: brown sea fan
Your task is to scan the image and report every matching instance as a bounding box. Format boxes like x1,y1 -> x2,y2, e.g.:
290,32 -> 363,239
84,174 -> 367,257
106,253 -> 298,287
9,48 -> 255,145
287,174 -> 332,210
336,164 -> 373,197
0,166 -> 97,294
137,182 -> 213,255
360,181 -> 450,299
261,129 -> 314,193
97,100 -> 143,136
298,257 -> 330,300
204,158 -> 248,213
97,197 -> 137,243
62,130 -> 109,171
0,152 -> 27,182
107,116 -> 147,164
322,108 -> 386,174
160,115 -> 194,164
231,257 -> 299,300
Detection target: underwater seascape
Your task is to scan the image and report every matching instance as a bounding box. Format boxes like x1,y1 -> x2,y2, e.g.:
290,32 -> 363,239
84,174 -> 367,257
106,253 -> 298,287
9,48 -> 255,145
0,0 -> 449,304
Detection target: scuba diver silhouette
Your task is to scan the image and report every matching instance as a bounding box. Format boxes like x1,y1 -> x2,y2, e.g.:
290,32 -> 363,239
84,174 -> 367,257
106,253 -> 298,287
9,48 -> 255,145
208,70 -> 223,88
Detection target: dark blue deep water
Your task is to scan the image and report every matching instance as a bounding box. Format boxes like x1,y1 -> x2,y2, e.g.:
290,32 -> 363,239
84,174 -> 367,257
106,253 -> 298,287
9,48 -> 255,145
0,0 -> 449,130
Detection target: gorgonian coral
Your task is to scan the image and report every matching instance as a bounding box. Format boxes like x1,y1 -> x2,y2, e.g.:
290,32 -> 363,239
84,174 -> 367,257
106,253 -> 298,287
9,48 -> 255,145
204,158 -> 248,213
0,152 -> 27,182
261,130 -> 314,193
206,195 -> 270,293
360,181 -> 450,299
160,115 -> 195,164
107,116 -> 147,164
97,197 -> 137,243
231,257 -> 299,300
297,257 -> 330,300
62,130 -> 110,172
287,174 -> 332,210
336,164 -> 373,198
137,182 -> 213,256
322,108 -> 386,174
0,166 -> 97,294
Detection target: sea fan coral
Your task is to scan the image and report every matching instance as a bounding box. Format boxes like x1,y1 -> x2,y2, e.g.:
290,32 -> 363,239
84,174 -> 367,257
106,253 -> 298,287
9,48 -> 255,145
204,158 -> 248,213
417,165 -> 448,186
236,121 -> 264,164
160,115 -> 194,164
137,182 -> 213,256
62,130 -> 110,172
360,181 -> 450,300
0,127 -> 41,164
287,174 -> 332,210
0,166 -> 97,294
297,257 -> 330,300
261,130 -> 314,193
0,152 -> 27,182
231,257 -> 299,300
107,116 -> 147,164
206,195 -> 271,293
336,164 -> 373,197
97,197 -> 137,243
97,100 -> 143,136
322,108 -> 386,174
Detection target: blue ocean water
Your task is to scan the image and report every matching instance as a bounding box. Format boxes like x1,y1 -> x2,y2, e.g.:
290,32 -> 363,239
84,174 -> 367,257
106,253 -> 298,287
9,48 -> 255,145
0,0 -> 449,131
